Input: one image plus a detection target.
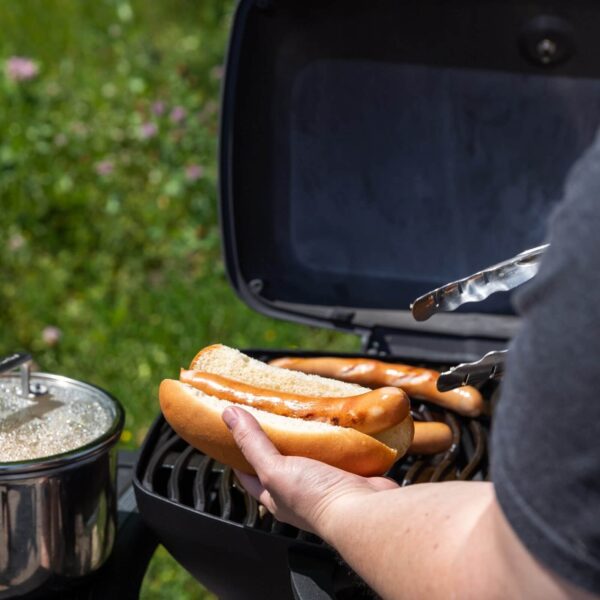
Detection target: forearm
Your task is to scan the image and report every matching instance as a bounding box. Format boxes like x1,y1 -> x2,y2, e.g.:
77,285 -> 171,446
222,406 -> 596,599
318,481 -> 591,600
315,481 -> 493,598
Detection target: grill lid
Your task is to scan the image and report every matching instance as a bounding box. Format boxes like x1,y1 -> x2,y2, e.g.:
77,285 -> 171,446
220,0 -> 600,346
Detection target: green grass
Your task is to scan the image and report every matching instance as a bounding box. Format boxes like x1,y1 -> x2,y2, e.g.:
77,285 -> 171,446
0,1 -> 359,597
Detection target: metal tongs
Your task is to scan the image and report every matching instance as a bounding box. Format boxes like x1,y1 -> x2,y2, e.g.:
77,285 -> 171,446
411,244 -> 548,321
410,244 -> 549,391
436,350 -> 508,392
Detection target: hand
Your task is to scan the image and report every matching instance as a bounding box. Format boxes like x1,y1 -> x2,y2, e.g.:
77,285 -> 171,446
222,406 -> 398,538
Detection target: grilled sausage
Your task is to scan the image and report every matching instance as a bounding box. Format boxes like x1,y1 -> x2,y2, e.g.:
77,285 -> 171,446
269,357 -> 484,417
179,370 -> 410,435
409,421 -> 453,454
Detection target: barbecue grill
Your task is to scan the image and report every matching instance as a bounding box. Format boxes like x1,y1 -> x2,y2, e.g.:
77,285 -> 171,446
16,0 -> 600,597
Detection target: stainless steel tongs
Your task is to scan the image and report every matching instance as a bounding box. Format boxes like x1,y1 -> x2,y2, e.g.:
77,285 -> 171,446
410,244 -> 549,322
436,350 -> 508,392
410,244 -> 549,391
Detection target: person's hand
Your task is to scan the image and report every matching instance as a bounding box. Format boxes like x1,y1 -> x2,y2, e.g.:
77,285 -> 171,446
222,405 -> 398,538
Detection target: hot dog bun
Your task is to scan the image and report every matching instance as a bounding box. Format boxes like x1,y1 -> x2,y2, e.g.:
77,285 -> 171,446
159,344 -> 414,476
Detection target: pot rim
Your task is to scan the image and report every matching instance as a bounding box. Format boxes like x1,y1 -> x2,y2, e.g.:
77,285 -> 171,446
0,372 -> 125,475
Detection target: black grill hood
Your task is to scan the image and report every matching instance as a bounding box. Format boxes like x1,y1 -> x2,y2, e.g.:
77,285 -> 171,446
219,0 -> 600,354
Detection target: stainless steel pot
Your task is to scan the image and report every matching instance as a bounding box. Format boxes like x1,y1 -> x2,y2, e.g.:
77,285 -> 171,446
0,353 -> 124,598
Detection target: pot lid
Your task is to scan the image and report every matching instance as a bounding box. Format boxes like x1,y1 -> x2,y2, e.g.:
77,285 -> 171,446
0,353 -> 123,470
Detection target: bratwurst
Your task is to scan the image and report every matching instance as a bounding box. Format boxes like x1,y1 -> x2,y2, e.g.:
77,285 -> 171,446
180,370 -> 409,435
270,356 -> 484,417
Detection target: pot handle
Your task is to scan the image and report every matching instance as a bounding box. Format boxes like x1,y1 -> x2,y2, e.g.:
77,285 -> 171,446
0,352 -> 47,399
0,352 -> 31,375
0,352 -> 38,398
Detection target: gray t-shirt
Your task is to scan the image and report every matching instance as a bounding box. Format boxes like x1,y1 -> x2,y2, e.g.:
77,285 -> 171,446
492,133 -> 600,594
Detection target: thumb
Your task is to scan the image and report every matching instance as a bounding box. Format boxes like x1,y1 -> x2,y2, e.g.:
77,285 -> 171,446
222,406 -> 281,476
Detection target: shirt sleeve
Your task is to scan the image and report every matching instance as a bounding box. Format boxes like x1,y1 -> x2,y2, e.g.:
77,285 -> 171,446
491,131 -> 600,595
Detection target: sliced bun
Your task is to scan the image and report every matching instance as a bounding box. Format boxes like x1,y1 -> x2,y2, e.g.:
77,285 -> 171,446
190,344 -> 367,397
160,344 -> 414,476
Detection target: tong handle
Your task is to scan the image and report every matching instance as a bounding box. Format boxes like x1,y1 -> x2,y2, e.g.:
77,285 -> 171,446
411,244 -> 549,321
437,350 -> 508,392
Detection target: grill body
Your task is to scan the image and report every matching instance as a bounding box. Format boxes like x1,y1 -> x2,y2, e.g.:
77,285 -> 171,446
134,349 -> 494,599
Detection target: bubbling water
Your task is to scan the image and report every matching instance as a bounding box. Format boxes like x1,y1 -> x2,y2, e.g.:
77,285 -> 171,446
0,379 -> 115,463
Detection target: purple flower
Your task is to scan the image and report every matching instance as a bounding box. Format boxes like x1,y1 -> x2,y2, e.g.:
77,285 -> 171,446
185,164 -> 204,182
42,326 -> 62,347
139,122 -> 158,140
169,106 -> 186,124
95,160 -> 114,176
151,101 -> 165,116
5,56 -> 39,82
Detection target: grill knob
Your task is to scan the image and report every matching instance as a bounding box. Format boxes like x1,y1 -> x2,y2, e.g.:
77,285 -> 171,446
519,15 -> 575,67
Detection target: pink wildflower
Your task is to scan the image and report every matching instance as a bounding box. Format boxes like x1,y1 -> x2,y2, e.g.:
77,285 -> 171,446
5,56 -> 39,82
42,326 -> 62,347
170,106 -> 186,124
151,101 -> 165,116
95,160 -> 114,176
8,234 -> 25,251
139,122 -> 158,140
185,164 -> 204,182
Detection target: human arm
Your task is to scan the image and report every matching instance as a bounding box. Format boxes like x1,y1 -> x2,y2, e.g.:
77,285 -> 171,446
223,407 -> 595,600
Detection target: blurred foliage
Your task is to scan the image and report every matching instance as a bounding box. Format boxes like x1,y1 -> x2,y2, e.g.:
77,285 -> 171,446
0,1 -> 358,598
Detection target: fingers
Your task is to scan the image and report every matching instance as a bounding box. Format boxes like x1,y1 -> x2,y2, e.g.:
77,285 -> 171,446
222,406 -> 281,478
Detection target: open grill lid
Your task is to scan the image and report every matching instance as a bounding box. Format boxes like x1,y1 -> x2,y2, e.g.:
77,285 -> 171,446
219,0 -> 600,355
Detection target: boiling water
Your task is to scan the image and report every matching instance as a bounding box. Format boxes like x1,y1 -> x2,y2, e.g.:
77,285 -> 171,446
0,379 -> 114,462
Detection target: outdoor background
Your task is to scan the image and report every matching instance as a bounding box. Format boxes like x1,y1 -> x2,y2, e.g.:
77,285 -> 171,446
0,1 -> 358,598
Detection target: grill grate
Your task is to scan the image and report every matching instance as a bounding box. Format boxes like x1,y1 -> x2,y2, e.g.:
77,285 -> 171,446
142,419 -> 324,540
141,400 -> 490,542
